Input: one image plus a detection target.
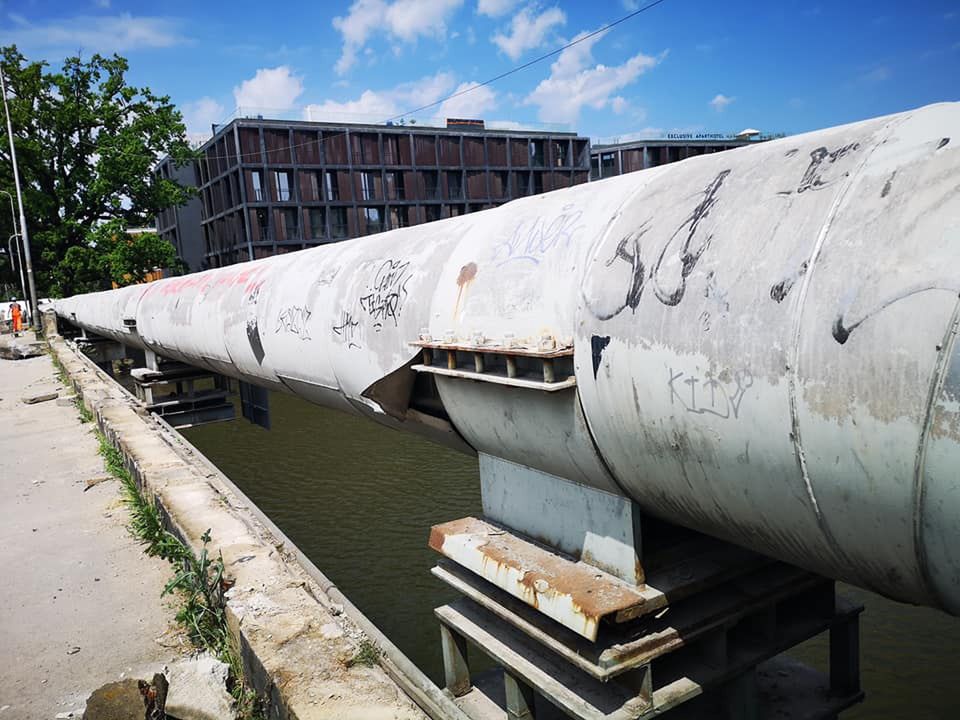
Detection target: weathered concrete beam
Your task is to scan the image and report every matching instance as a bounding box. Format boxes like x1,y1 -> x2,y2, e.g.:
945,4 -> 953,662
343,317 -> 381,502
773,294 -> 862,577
48,333 -> 427,720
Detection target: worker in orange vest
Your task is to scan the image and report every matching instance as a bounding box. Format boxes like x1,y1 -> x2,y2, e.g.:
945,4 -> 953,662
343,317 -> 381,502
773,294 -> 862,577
9,299 -> 22,335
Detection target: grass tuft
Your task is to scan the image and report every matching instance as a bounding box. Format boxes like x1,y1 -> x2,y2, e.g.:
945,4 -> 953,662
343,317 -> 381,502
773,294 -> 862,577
345,638 -> 381,668
74,396 -> 93,423
162,529 -> 230,657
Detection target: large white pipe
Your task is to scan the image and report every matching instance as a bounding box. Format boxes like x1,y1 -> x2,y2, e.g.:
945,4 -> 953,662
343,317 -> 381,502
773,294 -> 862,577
56,103 -> 960,614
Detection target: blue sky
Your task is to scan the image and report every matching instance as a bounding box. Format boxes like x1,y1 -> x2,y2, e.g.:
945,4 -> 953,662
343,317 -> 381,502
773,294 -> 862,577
2,0 -> 958,143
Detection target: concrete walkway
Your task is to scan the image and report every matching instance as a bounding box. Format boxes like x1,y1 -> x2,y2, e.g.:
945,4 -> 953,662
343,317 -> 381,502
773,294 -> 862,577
0,350 -> 182,719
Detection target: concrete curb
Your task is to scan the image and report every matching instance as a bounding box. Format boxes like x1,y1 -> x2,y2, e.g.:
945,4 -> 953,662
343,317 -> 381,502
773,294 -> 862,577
47,335 -> 427,720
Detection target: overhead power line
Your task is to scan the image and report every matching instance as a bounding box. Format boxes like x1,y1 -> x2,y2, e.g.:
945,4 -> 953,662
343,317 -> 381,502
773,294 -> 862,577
384,0 -> 669,122
73,0 -> 671,165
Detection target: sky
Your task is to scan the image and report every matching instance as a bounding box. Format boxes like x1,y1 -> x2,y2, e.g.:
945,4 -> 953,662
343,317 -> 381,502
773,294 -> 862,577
1,0 -> 958,144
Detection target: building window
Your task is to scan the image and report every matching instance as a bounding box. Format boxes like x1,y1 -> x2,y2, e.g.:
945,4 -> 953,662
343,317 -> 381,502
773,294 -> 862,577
383,135 -> 401,164
515,172 -> 531,196
330,207 -> 349,239
491,171 -> 509,199
466,170 -> 486,200
552,141 -> 568,167
251,171 -> 264,202
421,170 -> 439,200
277,208 -> 298,241
532,172 -> 544,194
274,171 -> 292,201
306,208 -> 325,240
529,140 -> 545,166
600,153 -> 616,177
414,135 -> 436,165
388,207 -> 409,229
360,171 -> 381,201
325,172 -> 339,201
253,208 -> 269,241
446,171 -> 463,200
590,155 -> 600,180
385,171 -> 405,200
439,136 -> 461,165
424,205 -> 441,222
300,170 -> 322,202
362,206 -> 384,235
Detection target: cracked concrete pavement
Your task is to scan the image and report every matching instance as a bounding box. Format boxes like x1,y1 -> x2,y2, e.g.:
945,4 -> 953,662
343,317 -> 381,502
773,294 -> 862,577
0,350 -> 184,719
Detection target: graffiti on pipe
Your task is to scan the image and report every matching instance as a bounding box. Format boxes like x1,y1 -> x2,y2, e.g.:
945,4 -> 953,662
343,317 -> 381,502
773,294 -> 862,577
832,282 -> 960,345
796,143 -> 860,194
332,310 -> 361,349
588,170 -> 731,321
492,205 -> 584,267
245,284 -> 266,364
359,258 -> 412,331
668,366 -> 754,420
651,169 -> 730,306
275,305 -> 312,340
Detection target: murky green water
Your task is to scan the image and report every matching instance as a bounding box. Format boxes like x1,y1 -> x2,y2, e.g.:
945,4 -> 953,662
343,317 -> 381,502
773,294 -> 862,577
182,391 -> 960,718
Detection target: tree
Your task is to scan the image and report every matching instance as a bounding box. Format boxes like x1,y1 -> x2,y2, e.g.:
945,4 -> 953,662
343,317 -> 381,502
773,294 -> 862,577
52,219 -> 182,293
0,46 -> 196,296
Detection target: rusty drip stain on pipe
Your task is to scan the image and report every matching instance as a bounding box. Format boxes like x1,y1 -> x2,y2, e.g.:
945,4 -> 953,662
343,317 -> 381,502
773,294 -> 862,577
453,262 -> 478,320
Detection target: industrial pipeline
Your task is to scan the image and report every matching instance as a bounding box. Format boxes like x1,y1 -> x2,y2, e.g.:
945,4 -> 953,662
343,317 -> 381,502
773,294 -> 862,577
55,103 -> 960,616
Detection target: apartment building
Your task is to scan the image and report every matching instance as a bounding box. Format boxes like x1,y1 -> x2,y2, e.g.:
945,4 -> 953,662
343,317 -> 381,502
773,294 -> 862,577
590,132 -> 768,179
161,117 -> 591,269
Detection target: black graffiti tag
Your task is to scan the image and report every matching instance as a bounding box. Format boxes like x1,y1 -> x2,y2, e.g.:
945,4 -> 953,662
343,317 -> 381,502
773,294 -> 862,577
651,169 -> 730,306
797,142 -> 860,193
275,305 -> 312,340
359,259 -> 412,330
594,170 -> 730,320
668,367 -> 753,420
332,310 -> 361,349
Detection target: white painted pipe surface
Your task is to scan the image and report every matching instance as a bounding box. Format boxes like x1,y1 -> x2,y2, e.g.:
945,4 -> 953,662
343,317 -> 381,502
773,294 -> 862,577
56,103 -> 960,614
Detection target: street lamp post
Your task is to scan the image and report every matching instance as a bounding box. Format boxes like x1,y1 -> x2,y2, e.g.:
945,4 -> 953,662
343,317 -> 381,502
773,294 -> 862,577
0,65 -> 38,330
0,188 -> 27,319
7,233 -> 26,312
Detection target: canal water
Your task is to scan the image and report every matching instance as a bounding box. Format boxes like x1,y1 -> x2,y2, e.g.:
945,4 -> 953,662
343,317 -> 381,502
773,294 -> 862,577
182,390 -> 960,718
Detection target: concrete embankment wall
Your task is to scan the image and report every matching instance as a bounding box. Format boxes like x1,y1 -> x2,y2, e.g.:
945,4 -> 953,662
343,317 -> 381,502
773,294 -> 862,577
46,330 -> 430,720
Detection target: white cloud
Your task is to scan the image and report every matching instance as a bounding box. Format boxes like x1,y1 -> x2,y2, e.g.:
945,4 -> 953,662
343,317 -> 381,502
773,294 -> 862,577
439,81 -> 497,118
596,127 -> 665,144
492,6 -> 566,61
233,66 -> 304,112
611,96 -> 627,114
333,0 -> 464,75
304,71 -> 496,124
477,0 -> 518,17
94,0 -> 111,8
181,96 -> 226,144
709,93 -> 734,112
860,66 -> 890,84
524,30 -> 662,124
0,13 -> 187,55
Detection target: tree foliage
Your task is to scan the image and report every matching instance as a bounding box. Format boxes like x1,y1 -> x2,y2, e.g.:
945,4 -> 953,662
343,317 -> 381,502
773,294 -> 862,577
0,45 -> 196,296
53,219 -> 182,293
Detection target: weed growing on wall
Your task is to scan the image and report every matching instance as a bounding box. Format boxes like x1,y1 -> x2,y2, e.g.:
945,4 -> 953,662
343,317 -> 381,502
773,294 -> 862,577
91,427 -> 265,718
163,529 -> 229,654
74,396 -> 93,423
346,638 -> 382,668
47,347 -> 69,386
